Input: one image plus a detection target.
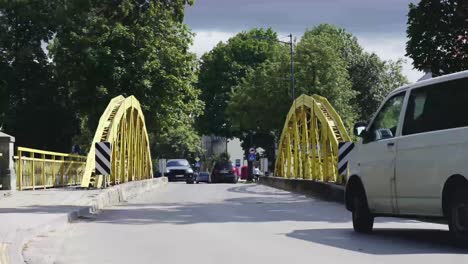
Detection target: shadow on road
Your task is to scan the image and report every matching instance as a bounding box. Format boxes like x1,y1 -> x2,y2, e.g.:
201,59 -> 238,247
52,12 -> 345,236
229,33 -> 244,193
287,228 -> 467,255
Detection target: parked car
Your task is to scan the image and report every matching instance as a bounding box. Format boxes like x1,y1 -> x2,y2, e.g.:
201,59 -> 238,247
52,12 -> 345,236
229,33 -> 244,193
211,161 -> 238,183
345,70 -> 468,244
164,159 -> 194,183
196,172 -> 210,183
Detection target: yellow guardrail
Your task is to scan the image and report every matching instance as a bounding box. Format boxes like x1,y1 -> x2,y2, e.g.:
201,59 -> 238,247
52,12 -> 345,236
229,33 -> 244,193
14,147 -> 86,190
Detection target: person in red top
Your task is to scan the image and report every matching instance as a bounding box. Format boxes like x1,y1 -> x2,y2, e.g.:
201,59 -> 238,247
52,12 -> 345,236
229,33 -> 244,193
240,165 -> 249,180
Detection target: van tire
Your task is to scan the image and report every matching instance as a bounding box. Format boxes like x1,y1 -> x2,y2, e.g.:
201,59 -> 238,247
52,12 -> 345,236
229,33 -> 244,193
352,193 -> 374,233
449,190 -> 468,246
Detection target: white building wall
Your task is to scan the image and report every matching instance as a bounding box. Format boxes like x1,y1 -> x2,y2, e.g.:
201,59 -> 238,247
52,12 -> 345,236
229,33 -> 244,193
227,137 -> 244,168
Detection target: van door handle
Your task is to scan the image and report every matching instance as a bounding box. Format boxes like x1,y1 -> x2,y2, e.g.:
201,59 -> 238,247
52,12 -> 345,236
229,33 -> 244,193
387,142 -> 395,147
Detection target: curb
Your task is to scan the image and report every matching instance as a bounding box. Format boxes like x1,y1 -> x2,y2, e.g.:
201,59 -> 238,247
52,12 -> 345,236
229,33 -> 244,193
68,177 -> 168,221
10,177 -> 167,264
258,176 -> 345,204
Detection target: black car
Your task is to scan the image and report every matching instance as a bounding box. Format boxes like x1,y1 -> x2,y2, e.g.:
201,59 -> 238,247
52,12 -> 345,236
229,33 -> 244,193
211,161 -> 238,183
164,159 -> 195,183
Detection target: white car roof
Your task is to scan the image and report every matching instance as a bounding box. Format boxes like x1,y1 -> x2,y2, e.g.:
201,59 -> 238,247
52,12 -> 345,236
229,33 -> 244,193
392,70 -> 468,95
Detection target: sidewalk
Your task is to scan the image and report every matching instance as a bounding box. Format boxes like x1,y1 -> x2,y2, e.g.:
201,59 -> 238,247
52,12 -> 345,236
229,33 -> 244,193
0,191 -> 12,200
0,177 -> 167,264
0,188 -> 101,264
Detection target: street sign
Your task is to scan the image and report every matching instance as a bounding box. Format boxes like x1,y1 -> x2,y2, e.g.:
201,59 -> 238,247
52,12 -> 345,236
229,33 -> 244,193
195,161 -> 200,168
249,147 -> 255,154
195,157 -> 200,162
95,142 -> 111,175
248,153 -> 256,161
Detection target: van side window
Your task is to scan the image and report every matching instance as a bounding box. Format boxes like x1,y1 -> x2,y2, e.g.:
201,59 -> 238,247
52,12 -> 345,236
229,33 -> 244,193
403,77 -> 468,135
367,92 -> 405,142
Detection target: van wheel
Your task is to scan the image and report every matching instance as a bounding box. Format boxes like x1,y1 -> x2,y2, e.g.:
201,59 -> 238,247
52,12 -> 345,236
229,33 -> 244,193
352,193 -> 374,233
449,191 -> 468,246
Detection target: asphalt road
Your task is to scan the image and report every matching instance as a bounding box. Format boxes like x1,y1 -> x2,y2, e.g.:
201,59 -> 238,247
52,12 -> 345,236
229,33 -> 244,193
25,182 -> 468,264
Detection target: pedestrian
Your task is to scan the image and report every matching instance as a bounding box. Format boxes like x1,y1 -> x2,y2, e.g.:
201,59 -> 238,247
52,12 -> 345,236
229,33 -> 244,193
72,144 -> 81,155
253,166 -> 261,182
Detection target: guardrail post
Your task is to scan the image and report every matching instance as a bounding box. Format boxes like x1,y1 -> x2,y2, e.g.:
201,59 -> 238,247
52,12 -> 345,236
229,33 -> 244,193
61,156 -> 65,186
18,151 -> 22,190
52,155 -> 55,186
42,153 -> 46,189
31,151 -> 35,190
0,132 -> 16,191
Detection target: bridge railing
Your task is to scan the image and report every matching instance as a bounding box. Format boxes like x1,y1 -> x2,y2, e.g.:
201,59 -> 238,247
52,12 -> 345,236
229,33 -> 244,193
14,147 -> 86,190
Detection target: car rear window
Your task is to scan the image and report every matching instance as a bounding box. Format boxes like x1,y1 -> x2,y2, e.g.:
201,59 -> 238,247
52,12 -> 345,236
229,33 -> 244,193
215,162 -> 232,170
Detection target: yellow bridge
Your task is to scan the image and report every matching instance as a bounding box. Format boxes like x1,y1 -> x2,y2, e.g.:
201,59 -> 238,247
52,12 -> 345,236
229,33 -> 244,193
80,95 -> 153,188
275,94 -> 351,183
15,93 -> 351,190
15,95 -> 153,190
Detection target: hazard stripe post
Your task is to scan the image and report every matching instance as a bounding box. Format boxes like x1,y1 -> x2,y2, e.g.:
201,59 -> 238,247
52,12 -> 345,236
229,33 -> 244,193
95,141 -> 111,176
338,142 -> 354,177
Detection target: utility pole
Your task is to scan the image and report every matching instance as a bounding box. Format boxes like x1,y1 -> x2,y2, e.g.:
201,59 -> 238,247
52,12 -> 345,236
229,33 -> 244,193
254,34 -> 295,100
289,34 -> 295,100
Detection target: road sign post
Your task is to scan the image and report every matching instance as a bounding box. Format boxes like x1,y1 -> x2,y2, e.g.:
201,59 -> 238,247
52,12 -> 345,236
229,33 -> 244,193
247,147 -> 256,182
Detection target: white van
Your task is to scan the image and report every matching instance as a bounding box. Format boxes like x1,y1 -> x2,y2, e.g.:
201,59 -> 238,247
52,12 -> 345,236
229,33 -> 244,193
345,70 -> 468,243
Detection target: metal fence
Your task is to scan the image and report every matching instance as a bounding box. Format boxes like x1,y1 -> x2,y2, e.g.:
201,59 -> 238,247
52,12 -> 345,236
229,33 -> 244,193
14,147 -> 86,190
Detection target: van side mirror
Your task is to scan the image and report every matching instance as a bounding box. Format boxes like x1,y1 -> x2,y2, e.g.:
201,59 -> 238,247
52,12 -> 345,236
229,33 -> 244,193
353,121 -> 368,137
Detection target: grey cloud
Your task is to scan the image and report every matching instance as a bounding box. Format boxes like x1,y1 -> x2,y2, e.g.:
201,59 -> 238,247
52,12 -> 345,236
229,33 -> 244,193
185,0 -> 418,36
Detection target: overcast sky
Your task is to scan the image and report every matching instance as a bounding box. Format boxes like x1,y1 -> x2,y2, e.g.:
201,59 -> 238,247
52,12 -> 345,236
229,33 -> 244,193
184,0 -> 423,82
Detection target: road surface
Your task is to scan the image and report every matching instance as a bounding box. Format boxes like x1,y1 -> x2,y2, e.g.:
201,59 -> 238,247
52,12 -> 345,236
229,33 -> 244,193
25,183 -> 468,263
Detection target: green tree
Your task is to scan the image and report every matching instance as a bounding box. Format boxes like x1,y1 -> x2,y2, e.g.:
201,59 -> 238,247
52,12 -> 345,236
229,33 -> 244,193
295,26 -> 357,129
0,0 -> 78,151
349,55 -> 408,121
303,24 -> 408,121
197,28 -> 281,138
226,46 -> 291,160
50,0 -> 202,157
227,24 -> 409,160
406,0 -> 468,75
227,27 -> 357,160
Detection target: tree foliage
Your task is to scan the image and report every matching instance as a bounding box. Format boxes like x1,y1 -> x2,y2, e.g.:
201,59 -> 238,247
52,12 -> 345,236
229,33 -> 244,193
0,0 -> 202,158
407,0 -> 468,75
303,24 -> 408,122
226,24 -> 408,160
50,0 -> 203,158
197,28 -> 281,137
0,0 -> 78,151
296,26 -> 357,129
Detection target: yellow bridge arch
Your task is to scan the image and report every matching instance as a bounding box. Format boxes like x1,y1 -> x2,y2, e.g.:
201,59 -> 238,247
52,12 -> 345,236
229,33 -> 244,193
274,94 -> 351,183
81,95 -> 153,188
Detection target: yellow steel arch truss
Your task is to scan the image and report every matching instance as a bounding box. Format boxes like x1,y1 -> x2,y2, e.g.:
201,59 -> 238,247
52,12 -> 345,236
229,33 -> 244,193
274,94 -> 351,183
81,95 -> 153,188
